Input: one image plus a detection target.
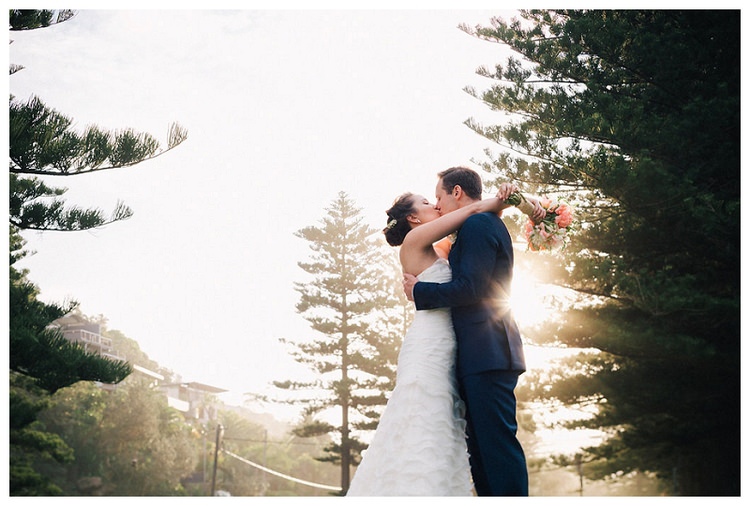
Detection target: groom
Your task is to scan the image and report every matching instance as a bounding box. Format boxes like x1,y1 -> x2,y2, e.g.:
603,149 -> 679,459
403,166 -> 533,496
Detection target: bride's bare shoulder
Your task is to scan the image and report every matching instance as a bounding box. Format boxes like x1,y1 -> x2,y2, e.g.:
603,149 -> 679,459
400,245 -> 439,277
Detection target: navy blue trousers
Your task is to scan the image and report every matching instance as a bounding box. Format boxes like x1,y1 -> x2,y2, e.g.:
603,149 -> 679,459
459,370 -> 528,496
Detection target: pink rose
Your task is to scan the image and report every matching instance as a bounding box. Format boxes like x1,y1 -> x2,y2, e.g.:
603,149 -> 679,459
555,212 -> 573,229
554,204 -> 573,228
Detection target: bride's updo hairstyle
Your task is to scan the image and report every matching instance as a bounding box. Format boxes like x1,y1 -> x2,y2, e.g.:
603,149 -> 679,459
383,192 -> 416,247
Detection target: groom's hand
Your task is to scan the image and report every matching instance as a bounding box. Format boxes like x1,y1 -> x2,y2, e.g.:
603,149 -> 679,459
403,273 -> 418,301
527,197 -> 546,223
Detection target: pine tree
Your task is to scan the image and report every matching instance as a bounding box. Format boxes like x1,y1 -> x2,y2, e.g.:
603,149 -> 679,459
8,8 -> 186,394
9,10 -> 187,232
9,10 -> 188,495
9,93 -> 187,231
275,192 -> 406,494
9,9 -> 76,31
461,10 -> 739,495
9,247 -> 133,393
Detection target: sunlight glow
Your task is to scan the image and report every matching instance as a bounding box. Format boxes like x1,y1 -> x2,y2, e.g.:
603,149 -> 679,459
510,266 -> 550,328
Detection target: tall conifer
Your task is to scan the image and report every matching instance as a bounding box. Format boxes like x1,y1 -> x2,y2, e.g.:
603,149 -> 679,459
276,192 -> 407,494
462,10 -> 739,495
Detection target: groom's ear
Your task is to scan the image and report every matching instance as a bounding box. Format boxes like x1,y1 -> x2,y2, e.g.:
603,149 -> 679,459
452,185 -> 463,199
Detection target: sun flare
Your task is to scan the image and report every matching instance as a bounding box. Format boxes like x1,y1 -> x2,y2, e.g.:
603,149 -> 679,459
510,262 -> 553,328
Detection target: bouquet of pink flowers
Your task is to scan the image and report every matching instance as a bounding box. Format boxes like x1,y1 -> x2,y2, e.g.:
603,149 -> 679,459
505,192 -> 574,252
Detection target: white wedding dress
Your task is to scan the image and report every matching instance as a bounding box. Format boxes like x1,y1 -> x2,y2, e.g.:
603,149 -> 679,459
347,258 -> 473,496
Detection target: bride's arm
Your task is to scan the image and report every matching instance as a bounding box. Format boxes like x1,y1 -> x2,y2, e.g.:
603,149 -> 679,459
401,197 -> 503,253
401,182 -> 519,252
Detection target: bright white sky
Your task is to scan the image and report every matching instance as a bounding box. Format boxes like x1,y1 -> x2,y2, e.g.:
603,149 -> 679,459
7,4 -> 583,424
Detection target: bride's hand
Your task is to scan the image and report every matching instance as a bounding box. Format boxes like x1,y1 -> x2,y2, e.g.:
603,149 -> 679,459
495,182 -> 519,202
480,182 -> 519,214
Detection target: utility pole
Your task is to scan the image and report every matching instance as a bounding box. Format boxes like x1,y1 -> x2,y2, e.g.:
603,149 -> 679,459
202,426 -> 207,486
210,424 -> 224,496
575,454 -> 584,496
263,429 -> 268,494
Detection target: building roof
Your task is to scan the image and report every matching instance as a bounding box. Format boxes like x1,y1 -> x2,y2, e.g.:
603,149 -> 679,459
132,364 -> 165,381
160,381 -> 228,394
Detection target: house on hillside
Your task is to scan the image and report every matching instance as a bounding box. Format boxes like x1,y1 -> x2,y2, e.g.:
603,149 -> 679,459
158,382 -> 227,422
52,313 -> 126,362
51,314 -> 226,421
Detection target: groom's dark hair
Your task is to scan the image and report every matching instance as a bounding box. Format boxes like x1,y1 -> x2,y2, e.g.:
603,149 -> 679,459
438,166 -> 483,200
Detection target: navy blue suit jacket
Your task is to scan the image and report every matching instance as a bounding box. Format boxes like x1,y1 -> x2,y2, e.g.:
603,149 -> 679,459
413,212 -> 526,378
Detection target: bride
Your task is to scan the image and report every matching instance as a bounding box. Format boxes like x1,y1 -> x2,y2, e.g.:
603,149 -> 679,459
347,183 -> 529,496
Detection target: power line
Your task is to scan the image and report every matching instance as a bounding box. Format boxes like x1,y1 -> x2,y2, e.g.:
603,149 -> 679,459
223,436 -> 321,446
223,449 -> 342,493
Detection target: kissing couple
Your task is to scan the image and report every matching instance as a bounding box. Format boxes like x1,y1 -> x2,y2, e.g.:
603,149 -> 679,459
347,166 -> 545,497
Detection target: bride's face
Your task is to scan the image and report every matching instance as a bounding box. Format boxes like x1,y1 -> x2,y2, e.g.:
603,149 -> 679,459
410,195 -> 441,225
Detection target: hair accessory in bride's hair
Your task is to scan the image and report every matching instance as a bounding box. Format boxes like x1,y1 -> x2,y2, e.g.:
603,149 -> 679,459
384,218 -> 398,232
